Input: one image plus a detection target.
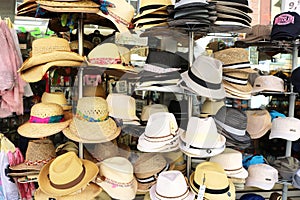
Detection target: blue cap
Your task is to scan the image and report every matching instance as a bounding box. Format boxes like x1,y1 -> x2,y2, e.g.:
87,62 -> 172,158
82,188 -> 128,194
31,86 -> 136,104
269,110 -> 286,121
240,193 -> 265,200
242,154 -> 266,169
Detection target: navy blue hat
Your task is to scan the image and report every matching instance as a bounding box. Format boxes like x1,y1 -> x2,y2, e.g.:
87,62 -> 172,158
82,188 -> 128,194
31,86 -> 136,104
291,66 -> 300,93
240,193 -> 265,200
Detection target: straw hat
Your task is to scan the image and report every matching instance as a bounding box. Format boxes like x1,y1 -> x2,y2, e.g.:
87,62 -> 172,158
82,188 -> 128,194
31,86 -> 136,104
38,152 -> 99,196
209,148 -> 248,179
200,99 -> 225,117
36,0 -> 99,13
10,139 -> 56,171
83,85 -> 106,98
140,104 -> 169,122
39,4 -> 99,13
149,170 -> 195,200
190,161 -> 236,200
106,93 -> 139,121
96,157 -> 138,200
245,109 -> 272,139
179,117 -> 226,158
174,0 -> 208,9
133,0 -> 172,20
223,69 -> 252,92
180,55 -> 225,100
240,24 -> 272,43
41,92 -> 72,111
18,102 -> 71,138
270,117 -> 300,141
70,40 -> 94,52
34,182 -> 102,200
252,75 -> 285,94
62,97 -> 121,143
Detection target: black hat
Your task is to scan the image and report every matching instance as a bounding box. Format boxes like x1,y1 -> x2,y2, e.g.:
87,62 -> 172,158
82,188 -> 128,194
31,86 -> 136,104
271,11 -> 300,41
291,67 -> 300,92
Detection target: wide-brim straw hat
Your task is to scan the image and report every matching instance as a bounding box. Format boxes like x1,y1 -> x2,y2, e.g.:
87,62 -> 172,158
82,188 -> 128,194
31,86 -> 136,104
41,92 -> 72,111
39,4 -> 99,13
36,0 -> 99,13
38,152 -> 99,196
137,135 -> 180,153
223,79 -> 252,94
210,0 -> 253,13
18,103 -> 71,138
34,183 -> 102,200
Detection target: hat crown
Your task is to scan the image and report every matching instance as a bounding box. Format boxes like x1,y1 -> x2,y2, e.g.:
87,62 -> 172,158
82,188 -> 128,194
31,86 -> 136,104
201,100 -> 225,116
30,102 -> 64,118
32,37 -> 71,56
210,148 -> 243,170
41,92 -> 68,105
141,104 -> 169,121
134,153 -> 167,178
145,112 -> 178,137
253,75 -> 284,92
215,106 -> 247,130
93,140 -> 119,161
271,117 -> 300,139
88,43 -> 120,63
246,109 -> 271,137
26,139 -> 56,162
247,163 -> 278,183
49,152 -> 84,185
76,97 -> 109,120
214,48 -> 249,65
104,0 -> 134,23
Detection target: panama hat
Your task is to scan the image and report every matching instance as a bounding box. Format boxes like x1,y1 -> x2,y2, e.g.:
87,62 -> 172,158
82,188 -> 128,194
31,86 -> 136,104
140,104 -> 169,123
106,93 -> 139,121
41,92 -> 72,111
222,69 -> 253,93
34,182 -> 102,200
190,161 -> 236,200
180,55 -> 225,100
245,109 -> 272,139
96,157 -> 138,200
200,99 -> 225,117
215,4 -> 252,23
38,152 -> 99,196
36,0 -> 99,13
179,117 -> 226,158
133,0 -> 172,20
149,170 -> 195,200
174,0 -> 208,9
18,102 -> 71,138
210,0 -> 253,13
252,75 -> 285,94
10,139 -> 55,171
62,97 -> 121,143
209,148 -> 248,179
270,117 -> 300,141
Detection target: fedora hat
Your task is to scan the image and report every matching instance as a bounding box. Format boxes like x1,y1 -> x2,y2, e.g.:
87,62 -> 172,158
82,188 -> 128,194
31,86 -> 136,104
38,151 -> 99,196
87,43 -> 136,73
41,92 -> 72,111
200,99 -> 225,117
240,24 -> 272,43
214,48 -> 255,73
173,8 -> 210,20
180,55 -> 226,100
134,0 -> 172,20
209,148 -> 248,179
10,139 -> 56,171
216,13 -> 251,27
36,0 -> 99,13
18,102 -> 71,138
291,66 -> 300,93
273,157 -> 300,181
179,117 -> 226,158
140,104 -> 169,122
34,182 -> 102,200
149,170 -> 195,200
106,93 -> 139,121
210,0 -> 253,13
215,4 -> 252,23
138,112 -> 181,152
62,97 -> 121,143
245,109 -> 272,139
270,117 -> 300,141
252,75 -> 285,94
174,0 -> 208,9
83,85 -> 106,98
134,153 -> 173,193
245,163 -> 278,190
222,69 -> 253,93
96,157 -> 138,200
190,161 -> 236,200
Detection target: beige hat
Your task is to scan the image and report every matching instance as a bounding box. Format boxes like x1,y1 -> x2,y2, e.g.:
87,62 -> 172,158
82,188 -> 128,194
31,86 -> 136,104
38,152 -> 99,196
133,0 -> 171,19
62,97 -> 121,143
200,99 -> 225,117
106,93 -> 139,121
83,85 -> 106,98
36,0 -> 99,12
270,117 -> 300,141
140,104 -> 169,122
41,92 -> 72,111
18,102 -> 71,138
245,109 -> 272,139
96,157 -> 138,200
209,148 -> 248,179
223,69 -> 253,94
252,75 -> 285,94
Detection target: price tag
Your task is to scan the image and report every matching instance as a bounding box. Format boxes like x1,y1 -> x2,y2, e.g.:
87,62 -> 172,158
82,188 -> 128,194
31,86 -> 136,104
197,185 -> 206,200
282,0 -> 300,15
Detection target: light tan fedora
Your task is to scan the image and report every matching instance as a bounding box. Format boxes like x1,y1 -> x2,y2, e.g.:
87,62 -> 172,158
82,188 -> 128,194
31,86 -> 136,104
245,109 -> 272,139
133,0 -> 172,20
41,92 -> 72,111
222,69 -> 253,94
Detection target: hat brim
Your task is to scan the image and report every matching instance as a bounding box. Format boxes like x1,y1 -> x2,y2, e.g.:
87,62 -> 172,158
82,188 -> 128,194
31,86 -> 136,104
40,4 -> 99,13
174,2 -> 208,9
216,4 -> 252,22
211,0 -> 253,13
149,183 -> 195,200
222,80 -> 253,93
134,6 -> 168,20
226,167 -> 249,179
62,118 -> 121,143
20,60 -> 84,83
96,10 -> 131,33
8,170 -> 40,177
245,177 -> 275,190
18,119 -> 71,138
225,89 -> 251,100
269,130 -> 300,141
174,8 -> 209,19
137,138 -> 180,153
135,85 -> 185,94
86,59 -> 138,74
37,0 -> 99,8
134,22 -> 168,31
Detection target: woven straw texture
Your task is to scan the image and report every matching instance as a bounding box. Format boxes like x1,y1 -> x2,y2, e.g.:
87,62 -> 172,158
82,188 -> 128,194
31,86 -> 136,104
214,48 -> 249,66
222,70 -> 253,93
40,5 -> 99,13
41,92 -> 72,111
37,0 -> 99,8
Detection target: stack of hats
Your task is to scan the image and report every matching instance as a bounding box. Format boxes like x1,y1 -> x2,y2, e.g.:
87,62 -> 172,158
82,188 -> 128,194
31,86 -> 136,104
133,0 -> 172,30
235,24 -> 272,46
291,66 -> 300,93
210,0 -> 252,31
245,109 -> 272,139
214,106 -> 251,149
16,0 -> 38,17
168,0 -> 217,32
272,157 -> 300,181
18,37 -> 84,83
214,48 -> 257,99
200,98 -> 225,117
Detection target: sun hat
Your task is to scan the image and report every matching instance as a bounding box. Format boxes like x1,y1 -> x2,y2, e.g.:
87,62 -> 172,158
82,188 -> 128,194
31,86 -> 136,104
38,151 -> 99,196
10,139 -> 55,171
140,104 -> 169,122
180,55 -> 226,100
252,75 -> 285,94
222,69 -> 253,94
292,168 -> 300,189
209,148 -> 248,179
106,93 -> 139,121
210,0 -> 253,13
245,109 -> 272,139
179,117 -> 226,158
62,97 -> 121,144
41,92 -> 72,111
18,102 -> 71,138
190,161 -> 236,200
34,182 -> 102,200
242,154 -> 266,169
200,99 -> 225,118
270,117 -> 300,141
239,193 -> 264,200
269,110 -> 286,121
138,112 -> 181,152
214,48 -> 255,73
133,0 -> 172,20
96,157 -> 138,200
273,156 -> 300,181
134,153 -> 173,193
149,170 -> 195,200
245,163 -> 278,190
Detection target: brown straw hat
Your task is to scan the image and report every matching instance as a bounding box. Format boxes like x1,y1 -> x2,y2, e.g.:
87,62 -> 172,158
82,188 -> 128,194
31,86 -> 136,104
10,139 -> 56,171
62,97 -> 121,143
222,69 -> 253,93
18,102 -> 71,138
38,152 -> 99,196
41,92 -> 72,111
